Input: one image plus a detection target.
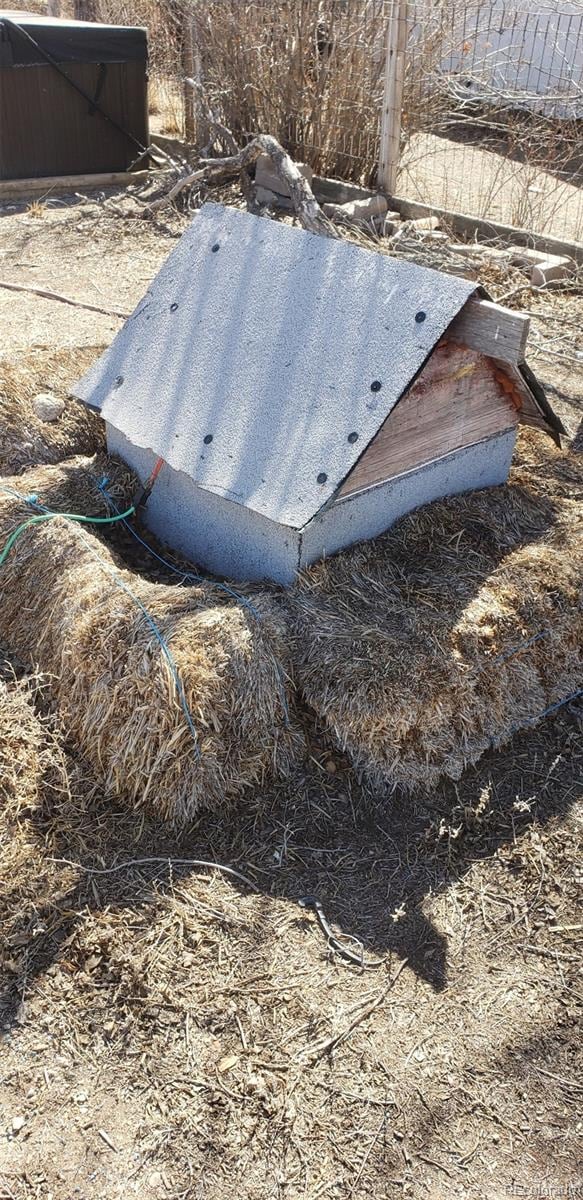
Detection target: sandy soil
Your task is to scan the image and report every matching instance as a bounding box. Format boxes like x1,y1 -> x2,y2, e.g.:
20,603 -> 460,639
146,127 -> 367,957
0,200 -> 174,351
0,191 -> 581,1200
400,133 -> 583,244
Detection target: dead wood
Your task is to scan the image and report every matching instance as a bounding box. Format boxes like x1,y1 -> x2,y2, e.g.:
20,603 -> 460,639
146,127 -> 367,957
184,76 -> 240,157
148,132 -> 336,237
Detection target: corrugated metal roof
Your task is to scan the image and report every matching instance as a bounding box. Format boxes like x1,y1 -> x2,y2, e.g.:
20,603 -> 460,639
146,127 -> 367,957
73,203 -> 477,529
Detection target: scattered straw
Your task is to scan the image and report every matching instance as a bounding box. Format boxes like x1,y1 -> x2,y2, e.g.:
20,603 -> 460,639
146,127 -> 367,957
0,347 -> 105,474
0,673 -> 51,814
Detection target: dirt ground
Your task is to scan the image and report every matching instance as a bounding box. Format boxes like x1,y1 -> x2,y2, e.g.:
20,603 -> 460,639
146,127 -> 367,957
400,133 -> 583,244
0,190 -> 581,1200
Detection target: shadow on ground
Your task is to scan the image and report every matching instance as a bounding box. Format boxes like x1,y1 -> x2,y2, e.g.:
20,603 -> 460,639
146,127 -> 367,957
1,696 -> 580,1034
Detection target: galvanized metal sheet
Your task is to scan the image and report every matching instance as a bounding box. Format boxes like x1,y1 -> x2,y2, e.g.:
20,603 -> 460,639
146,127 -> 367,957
74,202 -> 477,529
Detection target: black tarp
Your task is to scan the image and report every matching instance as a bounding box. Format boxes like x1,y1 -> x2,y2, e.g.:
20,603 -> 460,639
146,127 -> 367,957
0,11 -> 147,67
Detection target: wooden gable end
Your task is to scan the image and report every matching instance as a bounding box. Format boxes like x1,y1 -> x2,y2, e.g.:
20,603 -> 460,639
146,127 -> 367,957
337,341 -> 519,500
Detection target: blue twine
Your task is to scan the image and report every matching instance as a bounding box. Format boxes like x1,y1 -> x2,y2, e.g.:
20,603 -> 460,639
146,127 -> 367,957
97,479 -> 261,618
491,628 -> 550,666
71,525 -> 201,759
0,483 -> 46,509
533,687 -> 583,722
489,686 -> 583,750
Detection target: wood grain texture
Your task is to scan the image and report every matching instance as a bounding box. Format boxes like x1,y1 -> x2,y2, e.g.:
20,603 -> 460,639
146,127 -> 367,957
0,171 -> 148,199
338,343 -> 518,498
447,297 -> 529,364
0,61 -> 148,180
378,0 -> 409,193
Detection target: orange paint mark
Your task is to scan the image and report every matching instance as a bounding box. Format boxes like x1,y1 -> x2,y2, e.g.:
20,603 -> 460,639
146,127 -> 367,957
453,363 -> 477,380
493,367 -> 523,412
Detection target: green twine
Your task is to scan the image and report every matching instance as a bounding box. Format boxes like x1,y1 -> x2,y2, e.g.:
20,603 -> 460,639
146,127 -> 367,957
0,506 -> 136,567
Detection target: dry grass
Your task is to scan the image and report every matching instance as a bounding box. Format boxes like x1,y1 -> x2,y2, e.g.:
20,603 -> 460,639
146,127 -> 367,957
0,458 -> 301,826
0,672 -> 79,963
289,431 -> 583,794
0,651 -> 581,1198
0,674 -> 52,813
0,347 -> 106,475
0,212 -> 581,1200
0,167 -> 581,1199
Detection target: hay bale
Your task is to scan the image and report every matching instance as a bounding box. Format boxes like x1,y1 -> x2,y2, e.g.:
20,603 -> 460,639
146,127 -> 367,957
289,434 -> 582,793
0,675 -> 47,813
0,459 -> 301,824
0,347 -> 105,474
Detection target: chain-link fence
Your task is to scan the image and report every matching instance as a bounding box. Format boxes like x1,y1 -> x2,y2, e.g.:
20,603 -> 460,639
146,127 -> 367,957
163,0 -> 583,242
11,0 -> 583,241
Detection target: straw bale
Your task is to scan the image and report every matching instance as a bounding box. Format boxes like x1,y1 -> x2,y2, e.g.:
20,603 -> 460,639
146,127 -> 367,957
0,459 -> 301,824
0,347 -> 105,475
289,434 -> 582,793
0,675 -> 47,813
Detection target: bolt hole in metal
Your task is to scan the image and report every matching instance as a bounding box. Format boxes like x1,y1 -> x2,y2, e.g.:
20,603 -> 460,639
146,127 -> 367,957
348,432 -> 359,444
211,243 -> 220,253
370,380 -> 382,392
203,434 -> 213,445
317,472 -> 328,485
170,302 -> 179,312
415,310 -> 427,323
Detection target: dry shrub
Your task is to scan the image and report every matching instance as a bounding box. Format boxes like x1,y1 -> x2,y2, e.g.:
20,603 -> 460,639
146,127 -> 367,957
289,432 -> 582,793
190,0 -> 387,184
0,347 -> 106,475
0,458 -> 301,825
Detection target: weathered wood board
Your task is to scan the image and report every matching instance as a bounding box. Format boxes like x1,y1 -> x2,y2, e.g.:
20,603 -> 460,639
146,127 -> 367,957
338,343 -> 518,498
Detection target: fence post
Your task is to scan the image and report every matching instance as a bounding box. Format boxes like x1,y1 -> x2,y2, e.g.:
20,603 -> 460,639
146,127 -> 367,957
182,5 -> 200,144
378,0 -> 409,195
73,0 -> 97,17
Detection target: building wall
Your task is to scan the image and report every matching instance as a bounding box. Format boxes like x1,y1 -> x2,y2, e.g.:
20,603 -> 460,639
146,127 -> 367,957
108,425 -> 516,586
300,429 -> 517,571
437,0 -> 583,121
106,427 -> 301,585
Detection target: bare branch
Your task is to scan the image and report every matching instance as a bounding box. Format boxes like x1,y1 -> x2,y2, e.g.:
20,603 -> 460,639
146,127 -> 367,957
198,135 -> 337,236
184,77 -> 240,156
147,134 -> 337,238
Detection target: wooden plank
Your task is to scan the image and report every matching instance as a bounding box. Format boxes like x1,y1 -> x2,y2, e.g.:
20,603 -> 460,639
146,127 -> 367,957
491,358 -> 556,437
383,193 -> 583,266
182,10 -> 198,143
378,0 -> 409,194
337,343 -> 517,499
0,171 -> 148,201
313,176 -> 373,206
447,297 -> 529,364
311,179 -> 583,265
